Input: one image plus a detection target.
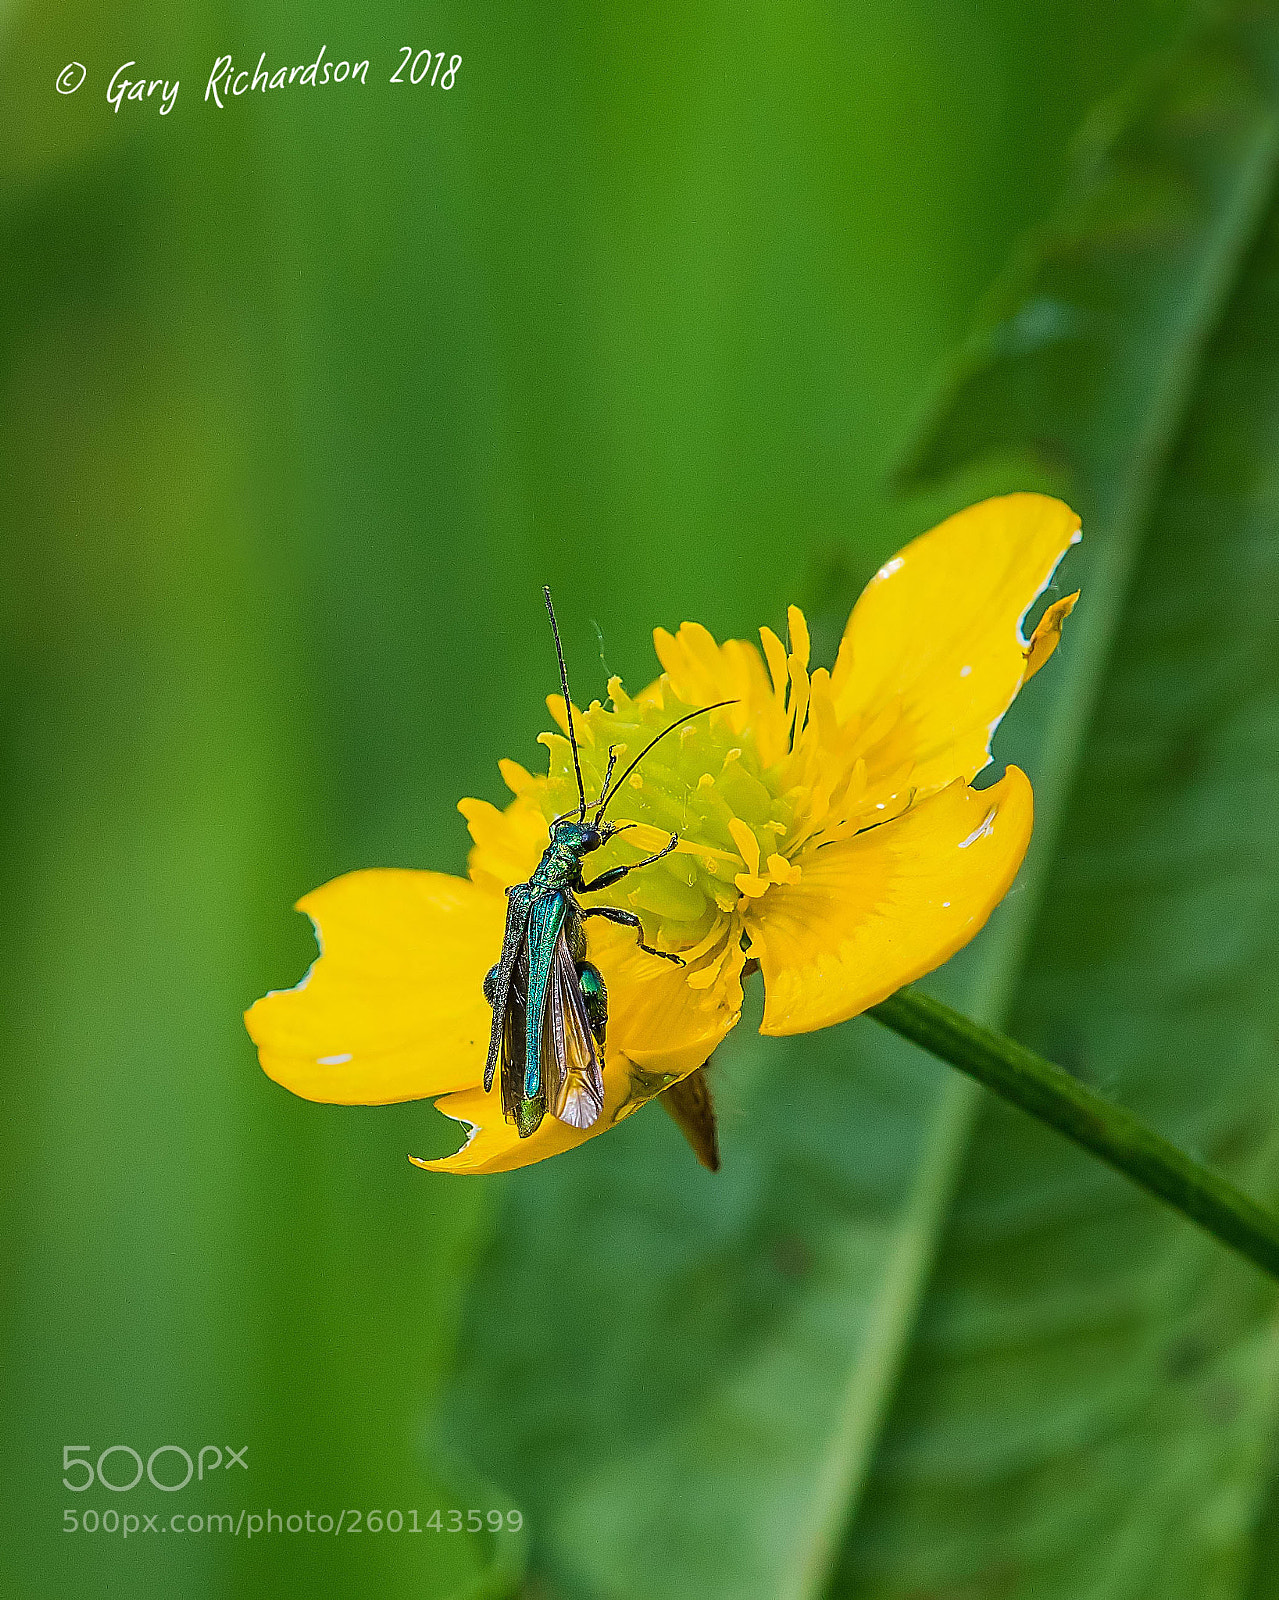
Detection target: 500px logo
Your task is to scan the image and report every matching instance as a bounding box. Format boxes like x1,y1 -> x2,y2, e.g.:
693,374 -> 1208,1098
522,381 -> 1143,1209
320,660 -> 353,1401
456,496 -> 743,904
63,1444 -> 247,1493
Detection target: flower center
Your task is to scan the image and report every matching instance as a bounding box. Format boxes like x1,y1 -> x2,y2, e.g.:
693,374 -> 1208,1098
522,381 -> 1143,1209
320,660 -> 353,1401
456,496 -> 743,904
536,678 -> 798,955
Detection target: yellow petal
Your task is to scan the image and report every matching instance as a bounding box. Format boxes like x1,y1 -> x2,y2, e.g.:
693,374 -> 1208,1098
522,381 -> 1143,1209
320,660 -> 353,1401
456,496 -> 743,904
749,767 -> 1033,1036
830,493 -> 1080,795
1023,590 -> 1079,682
418,917 -> 742,1174
459,788 -> 548,892
245,869 -> 503,1104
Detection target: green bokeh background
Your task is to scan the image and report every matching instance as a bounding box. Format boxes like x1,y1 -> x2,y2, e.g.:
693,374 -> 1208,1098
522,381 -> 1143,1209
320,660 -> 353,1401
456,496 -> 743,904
0,2 -> 1205,1596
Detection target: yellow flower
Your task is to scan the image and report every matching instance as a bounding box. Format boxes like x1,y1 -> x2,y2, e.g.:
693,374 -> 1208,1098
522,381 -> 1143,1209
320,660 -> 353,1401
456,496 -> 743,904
245,493 -> 1080,1174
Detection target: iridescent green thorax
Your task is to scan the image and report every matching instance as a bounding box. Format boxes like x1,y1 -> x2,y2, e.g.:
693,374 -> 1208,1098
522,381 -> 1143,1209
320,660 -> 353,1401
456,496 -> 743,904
529,819 -> 607,889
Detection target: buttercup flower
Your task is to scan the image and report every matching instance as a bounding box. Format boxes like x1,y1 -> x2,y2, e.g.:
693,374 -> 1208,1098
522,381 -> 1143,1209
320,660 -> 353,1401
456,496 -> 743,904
246,493 -> 1080,1173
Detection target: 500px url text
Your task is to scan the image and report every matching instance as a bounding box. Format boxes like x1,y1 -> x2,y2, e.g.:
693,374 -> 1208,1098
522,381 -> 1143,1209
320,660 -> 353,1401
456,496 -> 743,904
63,1507 -> 522,1536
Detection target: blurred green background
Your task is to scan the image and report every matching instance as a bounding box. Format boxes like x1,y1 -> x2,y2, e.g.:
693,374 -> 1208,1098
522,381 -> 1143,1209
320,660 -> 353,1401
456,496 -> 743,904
15,1 -> 1279,1597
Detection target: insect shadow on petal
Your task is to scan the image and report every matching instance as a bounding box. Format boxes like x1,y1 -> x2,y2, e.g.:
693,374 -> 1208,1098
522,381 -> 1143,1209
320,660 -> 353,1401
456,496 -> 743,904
482,587 -> 733,1139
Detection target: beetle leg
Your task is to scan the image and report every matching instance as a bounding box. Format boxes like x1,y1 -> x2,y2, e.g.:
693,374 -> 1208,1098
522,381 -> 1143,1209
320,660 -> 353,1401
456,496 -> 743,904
591,745 -> 620,811
580,904 -> 685,966
580,831 -> 679,894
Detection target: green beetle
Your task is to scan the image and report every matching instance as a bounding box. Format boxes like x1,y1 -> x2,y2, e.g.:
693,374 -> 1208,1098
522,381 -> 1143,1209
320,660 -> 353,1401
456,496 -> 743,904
482,589 -> 729,1138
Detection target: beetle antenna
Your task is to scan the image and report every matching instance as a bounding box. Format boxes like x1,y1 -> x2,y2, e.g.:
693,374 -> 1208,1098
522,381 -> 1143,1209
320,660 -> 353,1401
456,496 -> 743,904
596,701 -> 736,822
544,586 -> 587,822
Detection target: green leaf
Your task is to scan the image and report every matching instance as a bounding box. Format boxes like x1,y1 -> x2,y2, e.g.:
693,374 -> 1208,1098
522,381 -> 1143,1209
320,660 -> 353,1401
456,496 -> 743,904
443,6 -> 1279,1598
837,8 -> 1279,1596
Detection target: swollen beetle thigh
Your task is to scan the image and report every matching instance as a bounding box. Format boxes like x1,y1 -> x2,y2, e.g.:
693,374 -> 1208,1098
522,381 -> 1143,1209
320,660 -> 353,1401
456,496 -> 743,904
576,960 -> 607,1046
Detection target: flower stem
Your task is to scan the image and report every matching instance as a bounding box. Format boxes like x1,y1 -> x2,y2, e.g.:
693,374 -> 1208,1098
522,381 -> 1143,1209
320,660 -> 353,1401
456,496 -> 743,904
867,987 -> 1279,1282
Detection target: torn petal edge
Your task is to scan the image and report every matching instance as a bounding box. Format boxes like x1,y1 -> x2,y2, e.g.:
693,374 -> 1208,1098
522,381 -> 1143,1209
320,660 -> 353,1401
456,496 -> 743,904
1023,590 -> 1080,684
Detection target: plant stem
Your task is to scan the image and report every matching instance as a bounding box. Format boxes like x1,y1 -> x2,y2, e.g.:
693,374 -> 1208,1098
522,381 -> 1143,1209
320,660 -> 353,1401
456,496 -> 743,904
867,987 -> 1279,1283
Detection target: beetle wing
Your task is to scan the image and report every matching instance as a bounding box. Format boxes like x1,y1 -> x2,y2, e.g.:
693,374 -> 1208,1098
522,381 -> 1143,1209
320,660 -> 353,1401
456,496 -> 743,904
497,942 -> 535,1131
545,930 -> 604,1130
483,885 -> 533,1093
522,891 -> 567,1099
